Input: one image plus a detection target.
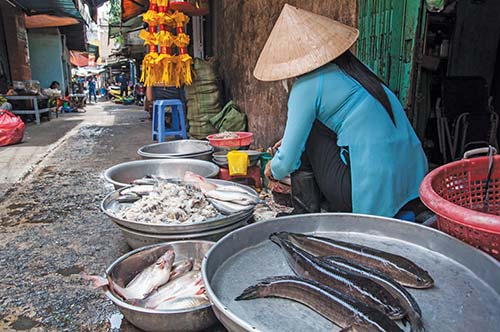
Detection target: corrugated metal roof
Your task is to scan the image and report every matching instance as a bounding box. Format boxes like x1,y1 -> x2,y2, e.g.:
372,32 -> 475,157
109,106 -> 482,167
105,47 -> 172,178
13,0 -> 84,21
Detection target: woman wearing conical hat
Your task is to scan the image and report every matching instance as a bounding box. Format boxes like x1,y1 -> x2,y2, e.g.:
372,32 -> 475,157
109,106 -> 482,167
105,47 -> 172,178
261,4 -> 428,217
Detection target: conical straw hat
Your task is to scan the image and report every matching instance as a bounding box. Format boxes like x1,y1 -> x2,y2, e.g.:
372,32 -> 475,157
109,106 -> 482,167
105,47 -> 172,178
254,4 -> 359,81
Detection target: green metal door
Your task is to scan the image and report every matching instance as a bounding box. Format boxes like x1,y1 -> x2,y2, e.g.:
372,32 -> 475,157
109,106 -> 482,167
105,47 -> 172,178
357,0 -> 423,109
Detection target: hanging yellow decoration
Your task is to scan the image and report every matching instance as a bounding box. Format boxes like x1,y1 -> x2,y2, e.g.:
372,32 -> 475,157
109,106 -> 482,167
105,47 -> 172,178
141,52 -> 159,86
157,19 -> 176,85
172,11 -> 192,87
140,3 -> 194,87
139,29 -> 158,46
171,10 -> 190,27
140,1 -> 160,86
142,0 -> 160,26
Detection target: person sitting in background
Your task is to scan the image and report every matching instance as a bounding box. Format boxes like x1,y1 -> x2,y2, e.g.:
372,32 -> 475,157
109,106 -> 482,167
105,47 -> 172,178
49,81 -> 60,90
6,84 -> 16,96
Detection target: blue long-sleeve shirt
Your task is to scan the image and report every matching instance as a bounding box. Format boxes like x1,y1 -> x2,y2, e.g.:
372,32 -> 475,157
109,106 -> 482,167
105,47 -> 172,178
271,63 -> 428,217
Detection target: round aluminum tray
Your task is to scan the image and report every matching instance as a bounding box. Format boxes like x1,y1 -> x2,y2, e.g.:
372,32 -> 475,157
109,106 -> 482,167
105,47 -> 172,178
102,179 -> 257,235
103,159 -> 220,189
202,213 -> 500,332
105,241 -> 217,332
138,140 -> 213,158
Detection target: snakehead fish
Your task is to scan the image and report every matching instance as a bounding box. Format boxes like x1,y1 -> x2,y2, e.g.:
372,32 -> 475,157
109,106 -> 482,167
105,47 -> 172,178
270,234 -> 406,320
236,276 -> 403,332
323,256 -> 425,332
280,232 -> 434,289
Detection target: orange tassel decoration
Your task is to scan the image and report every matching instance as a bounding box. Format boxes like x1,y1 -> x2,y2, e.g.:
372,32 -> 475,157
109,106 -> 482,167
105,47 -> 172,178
172,11 -> 192,87
157,6 -> 176,86
140,1 -> 161,86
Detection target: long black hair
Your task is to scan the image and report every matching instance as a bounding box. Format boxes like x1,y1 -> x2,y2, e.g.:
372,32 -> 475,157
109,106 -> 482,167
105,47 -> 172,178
334,51 -> 395,124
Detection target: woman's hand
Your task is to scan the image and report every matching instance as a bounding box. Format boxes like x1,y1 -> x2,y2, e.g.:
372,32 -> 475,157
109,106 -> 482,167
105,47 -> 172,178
264,160 -> 274,181
273,139 -> 283,150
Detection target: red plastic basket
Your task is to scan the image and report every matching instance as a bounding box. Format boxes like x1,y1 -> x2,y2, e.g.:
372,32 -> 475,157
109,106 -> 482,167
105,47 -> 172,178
206,132 -> 253,148
420,151 -> 500,260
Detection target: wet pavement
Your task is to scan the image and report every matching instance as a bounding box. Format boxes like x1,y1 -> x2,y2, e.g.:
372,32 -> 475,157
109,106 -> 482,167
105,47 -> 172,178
0,103 -> 227,332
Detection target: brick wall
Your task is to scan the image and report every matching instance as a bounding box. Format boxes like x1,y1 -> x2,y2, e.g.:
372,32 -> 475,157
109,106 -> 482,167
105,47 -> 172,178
0,2 -> 31,81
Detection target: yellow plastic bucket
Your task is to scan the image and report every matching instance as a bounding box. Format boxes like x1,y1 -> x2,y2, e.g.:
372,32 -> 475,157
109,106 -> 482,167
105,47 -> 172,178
227,151 -> 249,176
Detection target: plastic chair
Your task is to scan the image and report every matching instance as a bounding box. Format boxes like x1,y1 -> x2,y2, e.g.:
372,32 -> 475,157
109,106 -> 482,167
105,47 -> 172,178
435,76 -> 498,162
152,99 -> 188,142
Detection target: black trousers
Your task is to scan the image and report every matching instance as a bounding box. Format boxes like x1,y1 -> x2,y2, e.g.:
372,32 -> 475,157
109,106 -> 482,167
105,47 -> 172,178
298,120 -> 352,212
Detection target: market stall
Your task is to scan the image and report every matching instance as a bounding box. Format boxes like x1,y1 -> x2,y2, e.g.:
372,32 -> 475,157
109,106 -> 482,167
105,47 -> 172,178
80,2 -> 500,332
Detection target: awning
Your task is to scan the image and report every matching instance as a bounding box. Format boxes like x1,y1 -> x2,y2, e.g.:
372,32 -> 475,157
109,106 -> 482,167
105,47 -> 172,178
70,51 -> 90,67
24,14 -> 80,29
122,0 -> 148,23
11,0 -> 84,21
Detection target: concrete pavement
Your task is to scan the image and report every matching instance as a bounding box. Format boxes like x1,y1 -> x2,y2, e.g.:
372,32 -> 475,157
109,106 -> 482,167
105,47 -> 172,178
0,101 -> 227,331
0,102 -> 148,200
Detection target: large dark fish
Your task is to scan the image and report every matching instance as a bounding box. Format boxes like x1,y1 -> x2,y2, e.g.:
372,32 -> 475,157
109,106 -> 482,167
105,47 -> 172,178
236,276 -> 403,332
280,232 -> 434,289
323,256 -> 425,332
270,234 -> 405,320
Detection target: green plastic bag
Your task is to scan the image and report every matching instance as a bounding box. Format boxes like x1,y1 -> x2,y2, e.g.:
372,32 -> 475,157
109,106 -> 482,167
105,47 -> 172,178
209,101 -> 247,133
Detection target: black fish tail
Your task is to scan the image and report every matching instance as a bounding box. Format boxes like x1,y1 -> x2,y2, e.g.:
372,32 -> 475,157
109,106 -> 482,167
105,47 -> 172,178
269,232 -> 289,245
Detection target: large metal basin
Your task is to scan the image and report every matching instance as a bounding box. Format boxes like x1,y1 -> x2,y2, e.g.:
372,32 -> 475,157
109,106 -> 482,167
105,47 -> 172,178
138,140 -> 213,161
102,179 -> 256,235
103,159 -> 220,189
115,217 -> 252,249
105,241 -> 217,332
202,213 -> 500,332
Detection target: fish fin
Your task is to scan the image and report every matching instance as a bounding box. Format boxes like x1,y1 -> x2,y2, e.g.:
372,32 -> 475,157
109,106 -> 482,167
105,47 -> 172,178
80,272 -> 108,289
108,280 -> 131,300
195,286 -> 206,296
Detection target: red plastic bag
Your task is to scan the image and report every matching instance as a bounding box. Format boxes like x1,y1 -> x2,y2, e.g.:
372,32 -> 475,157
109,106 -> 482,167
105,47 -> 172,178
0,110 -> 25,147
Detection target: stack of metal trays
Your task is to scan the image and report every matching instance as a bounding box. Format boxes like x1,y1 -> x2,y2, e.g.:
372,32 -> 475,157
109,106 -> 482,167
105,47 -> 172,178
138,140 -> 214,161
101,179 -> 256,249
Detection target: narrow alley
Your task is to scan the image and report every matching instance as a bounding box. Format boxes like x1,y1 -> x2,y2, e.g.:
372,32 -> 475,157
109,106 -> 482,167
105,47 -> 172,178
0,103 -> 223,331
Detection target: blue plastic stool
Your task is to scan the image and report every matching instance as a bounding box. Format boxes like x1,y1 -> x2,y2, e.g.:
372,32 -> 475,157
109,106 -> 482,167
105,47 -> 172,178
152,99 -> 188,142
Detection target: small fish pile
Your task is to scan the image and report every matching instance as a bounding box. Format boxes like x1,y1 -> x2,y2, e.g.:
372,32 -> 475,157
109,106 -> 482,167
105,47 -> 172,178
212,131 -> 239,139
116,181 -> 218,224
183,172 -> 260,214
83,248 -> 208,311
113,173 -> 259,224
236,232 -> 435,332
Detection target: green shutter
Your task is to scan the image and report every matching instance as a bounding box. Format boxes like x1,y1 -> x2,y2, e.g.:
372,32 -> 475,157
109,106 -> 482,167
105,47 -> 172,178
357,0 -> 423,109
